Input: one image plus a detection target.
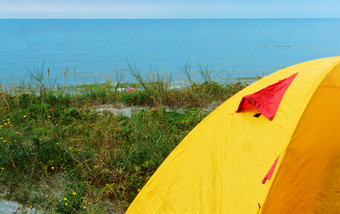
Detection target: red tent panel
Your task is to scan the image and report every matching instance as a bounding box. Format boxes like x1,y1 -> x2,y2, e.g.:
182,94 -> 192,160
236,73 -> 298,120
262,155 -> 280,184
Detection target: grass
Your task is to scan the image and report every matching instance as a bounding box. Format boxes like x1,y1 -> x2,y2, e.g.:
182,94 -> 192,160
0,66 -> 254,213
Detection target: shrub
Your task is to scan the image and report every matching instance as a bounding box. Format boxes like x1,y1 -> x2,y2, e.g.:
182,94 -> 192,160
119,90 -> 151,106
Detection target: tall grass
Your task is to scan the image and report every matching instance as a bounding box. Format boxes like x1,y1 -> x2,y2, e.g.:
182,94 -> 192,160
0,64 -> 254,213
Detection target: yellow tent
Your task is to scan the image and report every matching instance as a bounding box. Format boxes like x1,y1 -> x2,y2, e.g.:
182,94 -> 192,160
127,56 -> 340,213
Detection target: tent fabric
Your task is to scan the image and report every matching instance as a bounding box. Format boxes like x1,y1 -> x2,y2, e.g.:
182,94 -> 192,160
236,73 -> 298,120
260,61 -> 340,213
126,56 -> 340,214
261,155 -> 279,184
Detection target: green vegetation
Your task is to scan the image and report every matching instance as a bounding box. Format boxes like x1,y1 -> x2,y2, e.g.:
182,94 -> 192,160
0,67 -> 253,213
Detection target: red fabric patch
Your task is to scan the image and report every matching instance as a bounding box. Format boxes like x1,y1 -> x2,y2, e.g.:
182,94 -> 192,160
262,155 -> 280,184
236,73 -> 298,120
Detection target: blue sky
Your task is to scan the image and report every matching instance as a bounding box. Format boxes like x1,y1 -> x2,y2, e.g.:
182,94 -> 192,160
1,0 -> 340,19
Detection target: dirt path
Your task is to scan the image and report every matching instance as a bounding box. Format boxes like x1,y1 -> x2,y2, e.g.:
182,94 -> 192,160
90,101 -> 222,117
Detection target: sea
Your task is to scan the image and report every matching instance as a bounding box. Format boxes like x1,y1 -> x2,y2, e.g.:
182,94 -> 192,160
1,19 -> 340,86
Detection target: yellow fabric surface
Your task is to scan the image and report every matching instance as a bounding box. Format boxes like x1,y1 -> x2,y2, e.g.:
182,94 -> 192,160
261,62 -> 340,213
126,56 -> 340,214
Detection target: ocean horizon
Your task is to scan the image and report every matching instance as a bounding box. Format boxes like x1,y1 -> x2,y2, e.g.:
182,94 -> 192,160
1,18 -> 340,85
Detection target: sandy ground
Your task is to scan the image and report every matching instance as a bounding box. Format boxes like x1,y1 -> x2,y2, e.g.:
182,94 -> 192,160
91,101 -> 222,117
92,104 -> 146,117
0,200 -> 41,214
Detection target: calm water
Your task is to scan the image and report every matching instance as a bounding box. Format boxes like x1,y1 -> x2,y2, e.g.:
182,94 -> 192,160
1,19 -> 340,85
